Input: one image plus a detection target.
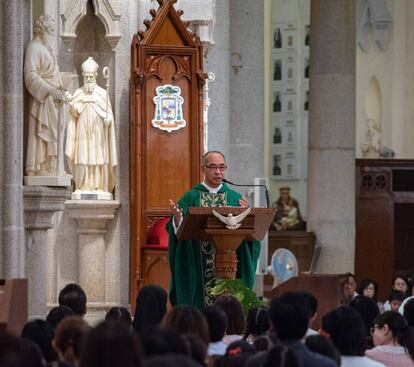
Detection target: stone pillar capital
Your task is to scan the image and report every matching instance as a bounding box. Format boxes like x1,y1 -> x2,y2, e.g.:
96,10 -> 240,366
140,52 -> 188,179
23,186 -> 72,230
65,200 -> 120,233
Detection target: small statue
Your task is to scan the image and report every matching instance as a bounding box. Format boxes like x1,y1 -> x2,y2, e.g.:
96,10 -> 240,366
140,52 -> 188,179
271,187 -> 304,231
65,57 -> 117,198
361,118 -> 381,159
24,15 -> 66,177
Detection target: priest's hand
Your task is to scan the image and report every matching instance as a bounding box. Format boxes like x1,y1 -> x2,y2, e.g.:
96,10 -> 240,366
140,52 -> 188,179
169,199 -> 182,227
239,196 -> 248,207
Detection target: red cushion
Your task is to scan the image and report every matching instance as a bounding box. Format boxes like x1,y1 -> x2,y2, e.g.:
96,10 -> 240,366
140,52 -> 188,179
146,217 -> 170,249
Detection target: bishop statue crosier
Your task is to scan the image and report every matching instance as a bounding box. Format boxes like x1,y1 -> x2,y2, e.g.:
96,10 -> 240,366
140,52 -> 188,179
65,57 -> 118,200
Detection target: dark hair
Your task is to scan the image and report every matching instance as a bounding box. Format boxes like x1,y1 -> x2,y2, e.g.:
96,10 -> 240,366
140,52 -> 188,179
54,316 -> 91,364
356,278 -> 378,301
214,295 -> 245,335
263,344 -> 300,367
345,272 -> 356,280
374,311 -> 414,360
296,291 -> 318,316
305,335 -> 341,366
253,335 -> 274,352
404,298 -> 414,328
389,290 -> 406,303
58,283 -> 87,316
21,319 -> 57,362
245,307 -> 270,337
181,333 -> 207,367
269,292 -> 309,341
133,285 -> 167,333
46,305 -> 75,329
146,354 -> 202,367
79,321 -> 143,367
106,307 -> 132,326
203,305 -> 227,342
140,326 -> 189,357
163,306 -> 210,346
0,333 -> 43,367
349,295 -> 379,336
322,306 -> 367,356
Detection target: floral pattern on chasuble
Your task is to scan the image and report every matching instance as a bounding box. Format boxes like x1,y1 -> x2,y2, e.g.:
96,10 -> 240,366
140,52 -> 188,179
200,191 -> 227,304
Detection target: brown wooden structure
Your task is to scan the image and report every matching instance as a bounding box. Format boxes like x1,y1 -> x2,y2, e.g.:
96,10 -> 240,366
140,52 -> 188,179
269,274 -> 346,330
0,279 -> 28,335
264,231 -> 316,294
356,159 -> 414,300
178,207 -> 276,278
130,0 -> 206,307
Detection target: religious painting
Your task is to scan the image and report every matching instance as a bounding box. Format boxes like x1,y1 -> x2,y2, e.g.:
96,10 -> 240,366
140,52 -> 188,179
273,59 -> 282,81
272,154 -> 282,177
152,84 -> 186,133
272,125 -> 282,145
273,27 -> 283,49
273,91 -> 283,113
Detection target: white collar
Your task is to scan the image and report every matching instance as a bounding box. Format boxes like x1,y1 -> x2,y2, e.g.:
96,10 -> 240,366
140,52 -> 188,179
376,345 -> 407,354
202,181 -> 223,193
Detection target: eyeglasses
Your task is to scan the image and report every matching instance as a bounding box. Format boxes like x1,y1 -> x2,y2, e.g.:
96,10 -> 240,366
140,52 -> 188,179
204,164 -> 227,171
370,325 -> 381,334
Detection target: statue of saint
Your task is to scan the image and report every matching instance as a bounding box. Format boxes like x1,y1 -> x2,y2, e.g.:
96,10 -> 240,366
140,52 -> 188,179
24,15 -> 65,176
271,187 -> 305,231
361,118 -> 381,158
65,57 -> 117,196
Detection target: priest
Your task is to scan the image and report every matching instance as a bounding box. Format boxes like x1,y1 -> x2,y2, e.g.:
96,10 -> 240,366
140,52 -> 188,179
168,151 -> 261,308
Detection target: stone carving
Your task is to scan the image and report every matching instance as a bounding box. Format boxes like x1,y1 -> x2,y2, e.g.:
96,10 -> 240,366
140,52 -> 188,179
65,57 -> 117,199
24,15 -> 69,179
361,118 -> 381,159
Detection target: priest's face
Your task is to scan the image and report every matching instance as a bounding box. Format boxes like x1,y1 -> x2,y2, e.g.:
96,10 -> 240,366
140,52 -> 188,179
202,152 -> 227,188
83,72 -> 97,94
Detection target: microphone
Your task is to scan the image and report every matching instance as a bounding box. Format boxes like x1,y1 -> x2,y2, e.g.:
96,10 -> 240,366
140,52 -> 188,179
222,178 -> 270,208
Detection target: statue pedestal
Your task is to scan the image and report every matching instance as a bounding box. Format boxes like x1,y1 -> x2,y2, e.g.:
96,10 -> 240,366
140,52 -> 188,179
65,200 -> 120,323
24,175 -> 72,187
71,190 -> 113,200
23,186 -> 72,318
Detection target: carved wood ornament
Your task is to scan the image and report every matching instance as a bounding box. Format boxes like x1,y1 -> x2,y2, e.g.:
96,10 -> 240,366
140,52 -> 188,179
130,0 -> 207,308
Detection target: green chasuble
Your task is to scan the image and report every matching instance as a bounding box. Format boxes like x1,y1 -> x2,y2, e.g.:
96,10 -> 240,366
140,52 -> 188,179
167,183 -> 261,309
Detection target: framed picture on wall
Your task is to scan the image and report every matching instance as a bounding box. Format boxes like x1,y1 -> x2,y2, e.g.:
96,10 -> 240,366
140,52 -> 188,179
272,58 -> 283,82
272,153 -> 283,178
285,54 -> 298,83
271,123 -> 283,145
272,26 -> 283,50
304,24 -> 310,47
283,23 -> 298,51
284,151 -> 299,179
285,125 -> 297,147
283,89 -> 297,115
272,90 -> 283,114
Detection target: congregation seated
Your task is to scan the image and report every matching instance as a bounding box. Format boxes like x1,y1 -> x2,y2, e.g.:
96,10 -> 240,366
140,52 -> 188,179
58,284 -> 87,317
6,277 -> 414,367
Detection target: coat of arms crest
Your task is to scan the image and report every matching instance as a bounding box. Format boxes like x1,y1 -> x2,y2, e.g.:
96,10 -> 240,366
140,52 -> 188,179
152,85 -> 186,133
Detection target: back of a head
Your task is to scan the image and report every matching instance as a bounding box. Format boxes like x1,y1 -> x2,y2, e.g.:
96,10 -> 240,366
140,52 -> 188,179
46,305 -> 75,329
80,320 -> 143,367
296,291 -> 318,317
59,283 -> 87,316
54,316 -> 91,365
133,284 -> 167,333
106,306 -> 132,326
349,295 -> 379,335
404,298 -> 414,328
0,333 -> 43,367
322,306 -> 366,356
245,307 -> 270,337
140,326 -> 189,357
389,290 -> 406,303
203,305 -> 228,343
263,344 -> 300,367
269,292 -> 310,341
181,333 -> 207,366
305,335 -> 341,366
146,354 -> 201,367
214,295 -> 245,336
21,319 -> 56,363
163,305 -> 210,345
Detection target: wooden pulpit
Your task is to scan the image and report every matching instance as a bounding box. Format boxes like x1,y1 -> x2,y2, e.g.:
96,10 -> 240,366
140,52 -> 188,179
177,207 -> 275,278
0,279 -> 28,335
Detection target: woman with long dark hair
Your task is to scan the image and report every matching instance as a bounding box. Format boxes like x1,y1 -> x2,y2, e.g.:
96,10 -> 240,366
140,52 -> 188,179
366,311 -> 414,367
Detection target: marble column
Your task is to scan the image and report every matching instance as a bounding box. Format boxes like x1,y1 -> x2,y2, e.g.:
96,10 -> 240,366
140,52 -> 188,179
307,0 -> 356,272
66,200 -> 120,323
0,0 -> 31,278
23,186 -> 72,318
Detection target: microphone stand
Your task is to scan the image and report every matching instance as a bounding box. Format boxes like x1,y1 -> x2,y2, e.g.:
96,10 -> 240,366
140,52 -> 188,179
222,178 -> 270,208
